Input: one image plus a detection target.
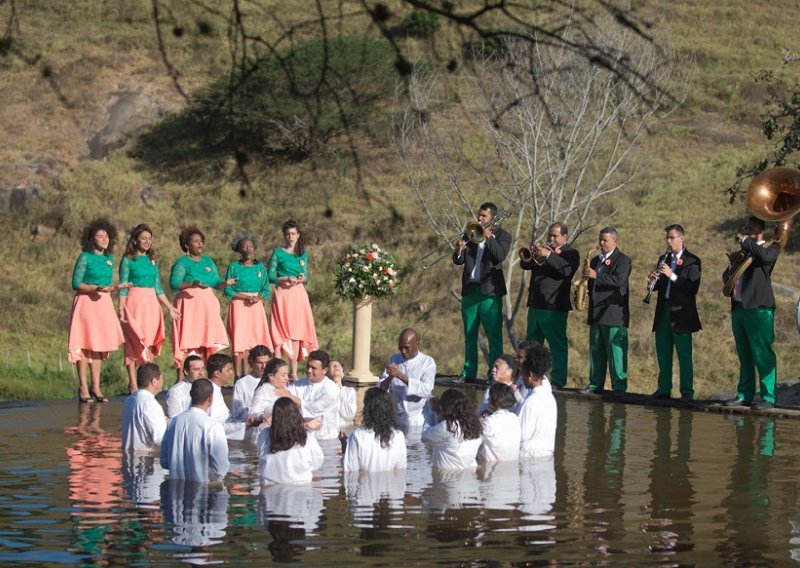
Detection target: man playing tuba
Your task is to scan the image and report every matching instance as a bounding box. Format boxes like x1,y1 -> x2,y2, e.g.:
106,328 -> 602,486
519,222 -> 580,389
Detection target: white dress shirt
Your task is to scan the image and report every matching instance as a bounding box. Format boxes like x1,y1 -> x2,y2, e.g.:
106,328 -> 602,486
210,383 -> 247,441
518,383 -> 558,458
343,427 -> 407,472
166,380 -> 191,419
257,428 -> 325,484
160,407 -> 230,482
122,390 -> 167,451
421,421 -> 482,470
232,374 -> 260,420
478,409 -> 521,463
380,351 -> 436,429
339,385 -> 358,423
289,377 -> 341,441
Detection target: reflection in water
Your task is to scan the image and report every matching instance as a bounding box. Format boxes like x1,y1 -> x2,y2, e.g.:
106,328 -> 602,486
160,479 -> 229,563
122,452 -> 167,506
345,470 -> 407,557
257,484 -> 323,561
715,416 -> 775,565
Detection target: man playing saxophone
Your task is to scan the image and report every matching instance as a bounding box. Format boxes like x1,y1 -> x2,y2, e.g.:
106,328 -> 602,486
646,224 -> 702,402
519,222 -> 579,389
579,227 -> 631,398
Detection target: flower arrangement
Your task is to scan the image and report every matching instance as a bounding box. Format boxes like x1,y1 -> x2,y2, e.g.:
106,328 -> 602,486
335,243 -> 399,301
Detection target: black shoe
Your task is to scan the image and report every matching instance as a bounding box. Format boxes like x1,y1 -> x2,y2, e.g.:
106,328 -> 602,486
752,401 -> 775,411
680,394 -> 693,402
722,396 -> 746,407
89,390 -> 109,403
650,391 -> 671,400
580,386 -> 601,395
612,390 -> 626,400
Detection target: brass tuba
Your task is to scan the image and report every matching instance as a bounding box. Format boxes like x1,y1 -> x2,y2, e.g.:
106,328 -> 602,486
573,249 -> 595,311
723,167 -> 800,296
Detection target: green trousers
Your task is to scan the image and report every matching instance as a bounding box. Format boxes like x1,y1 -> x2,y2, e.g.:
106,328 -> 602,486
654,303 -> 694,397
731,304 -> 776,404
526,309 -> 569,387
461,285 -> 504,378
588,324 -> 628,392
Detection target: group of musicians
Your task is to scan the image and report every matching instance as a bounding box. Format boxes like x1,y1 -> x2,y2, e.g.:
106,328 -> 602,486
451,203 -> 779,411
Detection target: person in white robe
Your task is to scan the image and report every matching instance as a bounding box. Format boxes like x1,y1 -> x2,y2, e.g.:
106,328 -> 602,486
160,378 -> 230,482
514,340 -> 552,404
478,382 -> 521,463
258,397 -> 325,484
477,354 -> 524,416
232,345 -> 272,422
165,355 -> 205,419
518,343 -> 558,458
379,328 -> 436,430
330,360 -> 357,424
122,363 -> 167,451
421,388 -> 482,470
161,478 -> 229,548
207,353 -> 255,441
343,388 -> 406,472
285,350 -> 341,441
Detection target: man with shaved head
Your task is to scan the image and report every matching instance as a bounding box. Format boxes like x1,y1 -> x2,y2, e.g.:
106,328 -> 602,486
379,328 -> 436,430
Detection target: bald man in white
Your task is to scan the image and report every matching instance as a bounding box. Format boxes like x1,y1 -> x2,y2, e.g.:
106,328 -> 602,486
380,328 -> 436,429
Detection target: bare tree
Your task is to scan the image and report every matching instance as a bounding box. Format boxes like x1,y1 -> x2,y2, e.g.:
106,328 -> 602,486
397,15 -> 688,349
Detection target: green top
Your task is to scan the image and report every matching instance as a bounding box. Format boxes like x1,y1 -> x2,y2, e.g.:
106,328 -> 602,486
118,254 -> 165,297
267,248 -> 309,283
169,255 -> 223,291
72,251 -> 115,290
224,261 -> 271,300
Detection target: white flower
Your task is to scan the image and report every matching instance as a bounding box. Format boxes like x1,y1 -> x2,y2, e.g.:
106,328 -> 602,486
371,243 -> 379,250
349,277 -> 356,283
358,283 -> 364,288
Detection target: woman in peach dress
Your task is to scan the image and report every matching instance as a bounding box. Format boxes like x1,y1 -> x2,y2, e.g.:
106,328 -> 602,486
67,218 -> 128,403
267,220 -> 318,380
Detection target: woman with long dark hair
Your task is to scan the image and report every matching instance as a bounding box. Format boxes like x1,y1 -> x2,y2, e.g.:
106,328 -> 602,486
343,388 -> 406,472
68,218 -> 128,403
257,397 -> 324,484
169,226 -> 236,381
267,220 -> 318,380
249,358 -> 293,427
421,388 -> 482,469
118,224 -> 181,393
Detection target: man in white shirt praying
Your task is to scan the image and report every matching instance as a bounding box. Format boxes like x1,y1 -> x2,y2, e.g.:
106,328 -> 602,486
160,379 -> 230,482
518,342 -> 558,458
287,350 -> 341,441
379,328 -> 436,430
166,355 -> 205,419
122,363 -> 167,451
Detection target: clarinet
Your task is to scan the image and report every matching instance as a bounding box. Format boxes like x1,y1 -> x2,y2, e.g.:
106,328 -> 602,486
643,247 -> 671,304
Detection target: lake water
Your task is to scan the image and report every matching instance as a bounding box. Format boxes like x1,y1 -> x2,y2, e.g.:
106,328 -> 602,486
1,394 -> 798,565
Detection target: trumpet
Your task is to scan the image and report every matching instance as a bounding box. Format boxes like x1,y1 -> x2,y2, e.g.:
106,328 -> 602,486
519,242 -> 555,264
643,247 -> 670,304
417,209 -> 511,270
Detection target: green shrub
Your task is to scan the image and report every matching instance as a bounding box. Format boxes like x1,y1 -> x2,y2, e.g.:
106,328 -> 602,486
400,11 -> 441,38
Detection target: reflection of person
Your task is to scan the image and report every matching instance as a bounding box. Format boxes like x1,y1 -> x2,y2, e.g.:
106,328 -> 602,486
267,220 -> 319,380
452,202 -> 511,380
68,218 -> 128,403
343,388 -> 407,472
520,222 -> 580,388
160,378 -> 230,482
723,217 -> 779,410
165,355 -> 205,419
477,354 -> 521,416
161,479 -> 229,548
168,226 -> 236,380
518,342 -> 557,458
580,227 -> 632,397
122,363 -> 167,451
421,389 -> 482,469
646,224 -> 702,401
478,383 -> 521,463
118,223 -> 181,394
379,328 -> 436,430
225,231 -> 272,377
288,350 -> 341,441
257,397 -> 325,485
330,360 -> 357,424
232,345 -> 272,422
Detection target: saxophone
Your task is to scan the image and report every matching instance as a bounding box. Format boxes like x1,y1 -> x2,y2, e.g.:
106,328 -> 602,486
572,249 -> 595,311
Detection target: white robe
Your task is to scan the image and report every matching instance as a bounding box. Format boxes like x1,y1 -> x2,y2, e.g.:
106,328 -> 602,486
339,385 -> 358,423
232,374 -> 260,420
289,377 -> 341,441
122,389 -> 167,451
165,380 -> 191,419
380,351 -> 436,429
421,421 -> 481,470
518,383 -> 558,458
249,382 -> 280,420
343,427 -> 407,472
257,428 -> 325,484
476,382 -> 524,416
160,407 -> 230,482
478,409 -> 521,463
210,382 -> 246,441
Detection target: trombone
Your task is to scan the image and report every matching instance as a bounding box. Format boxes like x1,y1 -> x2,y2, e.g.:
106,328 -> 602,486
417,209 -> 510,270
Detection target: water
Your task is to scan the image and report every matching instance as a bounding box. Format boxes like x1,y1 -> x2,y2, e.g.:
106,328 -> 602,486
1,395 -> 798,566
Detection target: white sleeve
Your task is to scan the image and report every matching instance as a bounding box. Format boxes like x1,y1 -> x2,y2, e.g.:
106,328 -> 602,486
208,424 -> 230,481
147,399 -> 167,446
340,387 -> 357,422
307,436 -> 325,471
421,422 -> 449,447
392,432 -> 408,470
406,356 -> 436,398
301,382 -> 340,418
343,431 -> 360,472
166,387 -> 186,419
231,382 -> 248,421
159,421 -> 174,469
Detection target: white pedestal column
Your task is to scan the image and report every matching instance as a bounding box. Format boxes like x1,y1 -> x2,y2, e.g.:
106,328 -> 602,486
344,297 -> 379,384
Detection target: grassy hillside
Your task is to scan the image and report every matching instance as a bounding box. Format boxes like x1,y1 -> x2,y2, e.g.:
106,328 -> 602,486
2,1 -> 800,400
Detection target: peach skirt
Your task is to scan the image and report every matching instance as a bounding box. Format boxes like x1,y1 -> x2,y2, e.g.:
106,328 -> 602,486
171,286 -> 229,368
227,297 -> 272,356
121,287 -> 166,366
268,284 -> 318,360
67,291 -> 125,363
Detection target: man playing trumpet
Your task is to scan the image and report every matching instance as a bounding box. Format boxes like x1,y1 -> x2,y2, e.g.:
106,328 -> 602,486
646,224 -> 702,402
519,222 -> 579,388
